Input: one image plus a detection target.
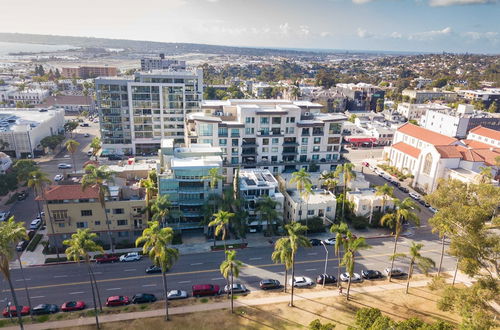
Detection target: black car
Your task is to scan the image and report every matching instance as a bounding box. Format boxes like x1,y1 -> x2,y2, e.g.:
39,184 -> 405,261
417,199 -> 426,206
132,293 -> 157,304
16,240 -> 28,252
17,191 -> 28,201
31,304 -> 59,315
309,238 -> 322,246
361,270 -> 383,280
107,155 -> 124,161
145,265 -> 162,274
399,186 -> 409,193
316,274 -> 337,284
259,279 -> 280,290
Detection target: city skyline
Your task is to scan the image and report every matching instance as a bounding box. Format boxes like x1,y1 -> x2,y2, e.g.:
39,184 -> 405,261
1,0 -> 499,54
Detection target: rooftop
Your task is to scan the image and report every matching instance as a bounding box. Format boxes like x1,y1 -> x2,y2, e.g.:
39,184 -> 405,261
0,108 -> 64,133
36,95 -> 93,107
288,189 -> 336,205
469,126 -> 500,142
38,185 -> 99,201
397,123 -> 457,146
392,141 -> 421,158
239,169 -> 278,189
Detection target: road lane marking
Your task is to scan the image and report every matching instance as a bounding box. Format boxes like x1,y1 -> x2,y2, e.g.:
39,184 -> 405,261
190,263 -> 203,266
106,288 -> 121,291
211,277 -> 224,280
15,279 -> 30,282
54,275 -> 68,278
142,284 -> 156,287
307,253 -> 318,256
8,248 -> 442,293
305,269 -> 317,272
31,296 -> 45,299
124,269 -> 136,272
69,291 -> 84,295
178,280 -> 191,284
249,257 -> 262,260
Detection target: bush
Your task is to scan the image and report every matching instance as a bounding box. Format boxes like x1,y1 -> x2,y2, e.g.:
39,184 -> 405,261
351,216 -> 369,230
300,217 -> 326,233
45,257 -> 68,263
355,308 -> 382,329
0,172 -> 18,196
26,233 -> 43,252
172,231 -> 183,245
309,319 -> 336,330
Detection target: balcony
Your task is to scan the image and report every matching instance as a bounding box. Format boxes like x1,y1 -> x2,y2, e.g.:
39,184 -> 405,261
282,141 -> 299,146
178,187 -> 205,193
178,199 -> 205,205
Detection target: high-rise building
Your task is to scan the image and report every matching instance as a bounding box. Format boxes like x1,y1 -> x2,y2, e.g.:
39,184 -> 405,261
140,54 -> 187,71
95,69 -> 203,156
61,66 -> 118,79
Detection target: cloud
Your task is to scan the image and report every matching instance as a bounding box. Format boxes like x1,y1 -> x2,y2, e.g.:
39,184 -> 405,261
390,32 -> 403,39
462,31 -> 499,43
299,25 -> 310,36
357,27 -> 374,38
429,0 -> 497,6
279,22 -> 290,35
320,31 -> 332,37
409,27 -> 453,40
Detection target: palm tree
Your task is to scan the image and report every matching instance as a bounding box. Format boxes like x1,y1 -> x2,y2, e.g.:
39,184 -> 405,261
209,210 -> 234,251
151,195 -> 171,227
256,195 -> 279,236
140,177 -> 157,221
0,218 -> 29,329
282,222 -> 311,307
28,170 -> 61,259
323,178 -> 338,193
136,221 -> 178,321
381,197 -> 420,281
63,229 -> 104,329
342,233 -> 371,300
202,167 -> 225,237
272,237 -> 293,293
219,250 -> 243,313
319,170 -> 335,188
391,242 -> 435,294
90,137 -> 101,159
330,222 -> 349,287
65,139 -> 80,173
290,168 -> 312,222
372,183 -> 395,224
82,164 -> 115,252
477,166 -> 493,184
334,163 -> 356,221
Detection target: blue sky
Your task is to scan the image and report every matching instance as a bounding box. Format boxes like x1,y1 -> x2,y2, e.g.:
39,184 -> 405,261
1,0 -> 499,53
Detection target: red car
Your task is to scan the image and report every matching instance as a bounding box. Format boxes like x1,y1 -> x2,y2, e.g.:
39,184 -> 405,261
95,254 -> 119,264
61,301 -> 85,312
3,306 -> 30,317
105,296 -> 130,307
192,284 -> 220,297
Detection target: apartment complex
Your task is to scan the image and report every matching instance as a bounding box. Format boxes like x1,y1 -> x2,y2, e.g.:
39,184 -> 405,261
95,69 -> 203,155
140,54 -> 187,71
402,89 -> 457,103
186,99 -> 347,181
157,140 -> 223,229
459,88 -> 500,108
62,66 -> 118,79
0,87 -> 50,105
396,102 -> 450,121
336,83 -> 385,112
283,188 -> 336,224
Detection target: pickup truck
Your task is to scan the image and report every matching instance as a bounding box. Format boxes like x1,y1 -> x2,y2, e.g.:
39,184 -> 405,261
95,254 -> 119,264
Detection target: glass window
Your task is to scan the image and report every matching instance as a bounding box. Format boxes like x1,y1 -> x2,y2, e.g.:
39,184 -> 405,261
313,146 -> 320,152
245,128 -> 254,135
314,137 -> 321,144
245,117 -> 255,124
76,222 -> 88,228
262,138 -> 269,145
301,138 -> 308,145
81,210 -> 92,217
95,221 -> 101,226
219,139 -> 227,145
260,117 -> 269,124
272,138 -> 279,144
199,123 -> 213,136
312,154 -> 319,160
272,117 -> 281,124
271,147 -> 279,153
113,208 -> 124,214
262,147 -> 269,153
117,220 -> 128,226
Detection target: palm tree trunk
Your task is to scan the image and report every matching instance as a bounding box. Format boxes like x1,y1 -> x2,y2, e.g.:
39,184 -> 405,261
405,262 -> 413,294
6,274 -> 24,330
346,276 -> 352,300
230,268 -> 234,313
86,263 -> 100,329
162,270 -> 169,321
452,258 -> 459,286
389,236 -> 398,282
103,201 -> 114,253
284,268 -> 287,293
437,235 -> 445,276
16,253 -> 32,319
71,153 -> 77,174
290,254 -> 295,307
342,176 -> 346,221
89,266 -> 103,311
337,250 -> 342,288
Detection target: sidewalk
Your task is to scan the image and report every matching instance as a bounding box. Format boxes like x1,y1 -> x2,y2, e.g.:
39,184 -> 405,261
4,270 -> 473,330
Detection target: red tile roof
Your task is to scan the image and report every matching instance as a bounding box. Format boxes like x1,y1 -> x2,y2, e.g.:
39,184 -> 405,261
462,139 -> 495,149
392,142 -> 421,159
469,126 -> 500,142
37,185 -> 99,201
434,145 -> 500,165
434,146 -> 462,158
397,123 -> 458,146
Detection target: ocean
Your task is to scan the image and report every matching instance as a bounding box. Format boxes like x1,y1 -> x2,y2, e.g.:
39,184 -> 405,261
0,41 -> 77,56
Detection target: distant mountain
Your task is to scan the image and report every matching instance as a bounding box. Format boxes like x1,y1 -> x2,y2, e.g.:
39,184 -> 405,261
0,32 -> 332,57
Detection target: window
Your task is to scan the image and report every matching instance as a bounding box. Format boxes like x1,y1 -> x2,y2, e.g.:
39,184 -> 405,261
58,223 -> 65,228
76,222 -> 88,228
286,117 -> 296,123
271,156 -> 278,162
81,210 -> 92,217
245,128 -> 254,135
326,207 -> 332,212
308,210 -> 314,215
313,146 -> 320,152
219,139 -> 227,145
328,137 -> 340,144
262,138 -> 269,145
199,123 -> 213,136
231,157 -> 239,164
313,137 -> 321,144
232,148 -> 239,155
301,138 -> 308,145
423,153 -> 433,175
117,220 -> 128,226
272,117 -> 281,124
271,147 -> 279,153
272,138 -> 279,145
52,210 -> 68,221
245,117 -> 255,124
326,146 -> 333,152
262,147 -> 269,153
285,127 -> 295,134
113,208 -> 124,215
260,117 -> 269,124
231,129 -> 239,137
232,139 -> 239,146
95,221 -> 101,226
312,154 -> 319,160
301,146 -> 308,154
118,231 -> 129,237
302,128 -> 310,136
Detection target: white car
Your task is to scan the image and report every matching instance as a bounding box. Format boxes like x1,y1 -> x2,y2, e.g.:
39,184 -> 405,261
289,276 -> 314,287
57,163 -> 72,169
167,290 -> 188,300
223,283 -> 248,294
409,192 -> 421,200
0,211 -> 11,222
340,272 -> 362,282
429,207 -> 438,214
54,174 -> 63,182
321,237 -> 336,245
119,252 -> 141,262
29,218 -> 42,230
84,133 -> 90,137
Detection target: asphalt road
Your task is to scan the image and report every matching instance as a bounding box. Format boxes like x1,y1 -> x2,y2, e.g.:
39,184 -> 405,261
0,236 -> 454,309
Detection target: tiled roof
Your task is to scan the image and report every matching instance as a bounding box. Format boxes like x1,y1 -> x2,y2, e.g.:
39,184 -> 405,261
472,148 -> 500,166
397,123 -> 458,146
462,139 -> 495,149
37,185 -> 99,201
435,146 -> 462,158
392,142 -> 421,158
434,145 -> 500,165
469,126 -> 500,142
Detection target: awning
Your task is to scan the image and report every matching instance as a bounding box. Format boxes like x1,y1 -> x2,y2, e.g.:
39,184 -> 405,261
345,137 -> 377,143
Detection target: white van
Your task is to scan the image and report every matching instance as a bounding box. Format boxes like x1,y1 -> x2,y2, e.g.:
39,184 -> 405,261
87,148 -> 94,156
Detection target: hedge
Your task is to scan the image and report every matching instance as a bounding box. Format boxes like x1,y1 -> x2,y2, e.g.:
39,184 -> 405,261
26,233 -> 43,252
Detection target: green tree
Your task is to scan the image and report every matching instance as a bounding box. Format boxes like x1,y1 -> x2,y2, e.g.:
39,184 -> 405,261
477,166 -> 493,184
136,221 -> 178,321
330,222 -> 349,286
13,159 -> 38,182
256,195 -> 280,236
140,177 -> 157,221
487,101 -> 498,113
391,242 -> 435,294
334,163 -> 356,221
341,233 -> 371,299
0,218 -> 29,329
381,197 -> 420,281
64,121 -> 79,136
90,137 -> 101,158
40,135 -> 65,151
301,183 -> 315,235
290,168 -> 312,222
373,183 -> 395,224
272,238 -> 293,293
82,165 -> 115,252
202,167 -> 225,237
209,210 -> 234,251
348,114 -> 357,123
308,319 -> 336,330
219,250 -> 243,313
150,195 -> 171,226
376,99 -> 384,112
64,229 -> 104,328
65,139 -> 80,173
355,308 -> 382,329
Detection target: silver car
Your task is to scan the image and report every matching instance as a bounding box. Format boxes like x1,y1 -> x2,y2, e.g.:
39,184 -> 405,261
167,290 -> 188,300
223,283 -> 248,294
340,272 -> 362,282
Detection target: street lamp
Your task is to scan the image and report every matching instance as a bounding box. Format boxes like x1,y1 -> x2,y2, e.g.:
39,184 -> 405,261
321,241 -> 329,287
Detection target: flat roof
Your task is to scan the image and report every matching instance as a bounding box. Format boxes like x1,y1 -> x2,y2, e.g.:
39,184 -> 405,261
288,189 -> 336,204
0,108 -> 64,132
171,155 -> 221,168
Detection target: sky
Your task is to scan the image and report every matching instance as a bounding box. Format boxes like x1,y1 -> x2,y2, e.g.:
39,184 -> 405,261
1,0 -> 499,54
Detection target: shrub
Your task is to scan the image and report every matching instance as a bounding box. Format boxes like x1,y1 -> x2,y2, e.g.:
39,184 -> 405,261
200,298 -> 208,303
36,315 -> 50,323
172,231 -> 183,245
428,275 -> 446,291
309,319 -> 336,330
355,308 -> 382,329
45,257 -> 68,263
26,233 -> 43,252
351,216 -> 369,230
300,217 -> 326,233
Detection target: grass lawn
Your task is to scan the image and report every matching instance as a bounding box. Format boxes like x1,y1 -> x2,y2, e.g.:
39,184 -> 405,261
63,285 -> 461,330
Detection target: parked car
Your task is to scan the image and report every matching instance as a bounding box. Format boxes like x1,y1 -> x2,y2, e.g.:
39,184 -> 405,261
398,186 -> 409,193
316,274 -> 337,285
192,284 -> 220,297
167,290 -> 188,300
2,306 -> 30,317
340,272 -> 362,282
54,174 -> 64,182
259,279 -> 280,290
119,252 -> 141,262
131,293 -> 157,304
361,161 -> 370,167
289,276 -> 314,287
145,265 -> 162,274
57,163 -> 72,169
17,191 -> 28,201
29,218 -> 42,230
361,270 -> 383,280
108,155 -> 124,161
321,237 -> 336,245
409,192 -> 420,200
95,254 -> 119,264
61,301 -> 85,312
105,296 -> 130,307
84,133 -> 90,137
429,207 -> 438,214
16,240 -> 28,252
0,211 -> 11,221
31,304 -> 59,315
309,238 -> 322,246
384,268 -> 407,278
223,283 -> 248,294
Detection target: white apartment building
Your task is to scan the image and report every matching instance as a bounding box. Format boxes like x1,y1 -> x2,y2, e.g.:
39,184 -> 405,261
238,169 -> 284,231
186,99 -> 347,181
95,69 -> 203,156
283,189 -> 336,224
466,125 -> 500,148
0,108 -> 65,158
252,82 -> 272,97
347,188 -> 395,221
0,87 -> 50,105
402,89 -> 457,103
396,102 -> 450,121
140,54 -> 187,71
